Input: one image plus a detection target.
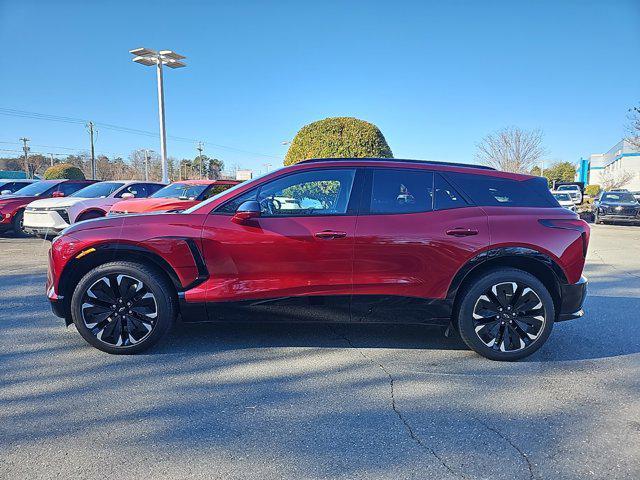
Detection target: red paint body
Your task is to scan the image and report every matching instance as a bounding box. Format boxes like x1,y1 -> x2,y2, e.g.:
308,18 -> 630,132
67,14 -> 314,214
0,180 -> 95,232
47,160 -> 589,323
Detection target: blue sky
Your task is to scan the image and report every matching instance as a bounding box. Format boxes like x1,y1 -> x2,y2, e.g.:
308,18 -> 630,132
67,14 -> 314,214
0,0 -> 638,173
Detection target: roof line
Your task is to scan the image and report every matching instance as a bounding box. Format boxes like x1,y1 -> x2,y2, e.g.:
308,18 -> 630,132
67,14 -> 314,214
299,157 -> 496,170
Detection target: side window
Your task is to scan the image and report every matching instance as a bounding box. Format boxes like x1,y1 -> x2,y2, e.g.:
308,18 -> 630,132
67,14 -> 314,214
145,183 -> 164,196
369,168 -> 433,214
216,188 -> 258,214
216,169 -> 356,217
118,184 -> 149,198
58,182 -> 87,196
434,174 -> 468,210
446,173 -> 555,207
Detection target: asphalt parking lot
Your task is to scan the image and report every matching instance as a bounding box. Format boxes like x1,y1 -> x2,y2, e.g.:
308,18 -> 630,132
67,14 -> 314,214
1,225 -> 639,480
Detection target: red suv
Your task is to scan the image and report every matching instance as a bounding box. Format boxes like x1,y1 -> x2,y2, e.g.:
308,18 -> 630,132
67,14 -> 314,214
47,159 -> 589,360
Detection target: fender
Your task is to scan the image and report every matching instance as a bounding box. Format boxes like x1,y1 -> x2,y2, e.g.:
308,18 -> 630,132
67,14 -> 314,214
446,246 -> 567,303
75,208 -> 107,221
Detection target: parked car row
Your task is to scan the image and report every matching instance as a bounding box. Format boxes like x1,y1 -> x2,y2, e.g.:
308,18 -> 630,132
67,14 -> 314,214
0,179 -> 241,237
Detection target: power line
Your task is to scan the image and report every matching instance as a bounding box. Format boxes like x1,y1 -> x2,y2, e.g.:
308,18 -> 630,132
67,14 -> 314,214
0,107 -> 280,159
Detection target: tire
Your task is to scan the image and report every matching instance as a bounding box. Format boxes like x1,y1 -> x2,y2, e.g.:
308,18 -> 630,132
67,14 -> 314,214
11,209 -> 28,237
456,268 -> 555,361
70,261 -> 177,354
77,210 -> 104,222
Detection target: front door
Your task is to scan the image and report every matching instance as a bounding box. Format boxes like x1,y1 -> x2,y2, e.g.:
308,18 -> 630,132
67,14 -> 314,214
200,167 -> 359,322
352,168 -> 490,323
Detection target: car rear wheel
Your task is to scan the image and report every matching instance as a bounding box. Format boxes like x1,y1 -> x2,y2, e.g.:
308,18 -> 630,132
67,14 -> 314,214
71,261 -> 176,354
12,209 -> 28,237
456,268 -> 555,361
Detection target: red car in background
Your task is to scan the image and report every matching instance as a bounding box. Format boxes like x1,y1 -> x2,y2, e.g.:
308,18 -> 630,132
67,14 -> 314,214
0,179 -> 96,236
108,179 -> 241,215
47,159 -> 589,361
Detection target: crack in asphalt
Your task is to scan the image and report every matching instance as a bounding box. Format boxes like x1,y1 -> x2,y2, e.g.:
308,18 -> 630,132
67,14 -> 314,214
591,250 -> 640,280
329,327 -> 465,479
473,418 -> 537,480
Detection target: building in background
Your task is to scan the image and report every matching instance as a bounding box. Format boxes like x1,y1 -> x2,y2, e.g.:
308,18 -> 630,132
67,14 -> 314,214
576,140 -> 640,189
0,170 -> 28,179
236,169 -> 253,181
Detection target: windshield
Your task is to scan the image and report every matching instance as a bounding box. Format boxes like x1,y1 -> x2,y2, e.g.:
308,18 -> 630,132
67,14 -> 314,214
602,192 -> 637,203
151,183 -> 209,200
553,193 -> 572,202
11,181 -> 57,197
71,182 -> 124,198
557,185 -> 578,191
183,169 -> 277,214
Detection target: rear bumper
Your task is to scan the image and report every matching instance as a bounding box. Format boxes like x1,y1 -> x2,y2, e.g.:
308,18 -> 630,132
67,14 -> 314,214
557,275 -> 587,322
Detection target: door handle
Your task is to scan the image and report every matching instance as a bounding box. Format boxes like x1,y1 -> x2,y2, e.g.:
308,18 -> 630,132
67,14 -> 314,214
446,228 -> 479,237
314,230 -> 347,239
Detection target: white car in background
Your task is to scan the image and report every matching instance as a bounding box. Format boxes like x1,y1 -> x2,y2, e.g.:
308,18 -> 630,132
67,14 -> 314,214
556,184 -> 582,204
23,180 -> 164,237
551,191 -> 576,212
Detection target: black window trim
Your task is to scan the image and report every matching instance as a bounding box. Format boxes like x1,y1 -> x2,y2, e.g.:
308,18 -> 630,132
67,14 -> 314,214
211,166 -> 363,218
357,167 -> 474,217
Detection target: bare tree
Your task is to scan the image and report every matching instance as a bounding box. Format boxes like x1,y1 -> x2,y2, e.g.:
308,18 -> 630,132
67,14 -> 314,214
627,105 -> 640,149
600,169 -> 636,190
475,126 -> 547,173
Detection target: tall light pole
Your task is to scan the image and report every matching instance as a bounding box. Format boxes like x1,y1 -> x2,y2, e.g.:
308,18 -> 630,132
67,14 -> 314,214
129,47 -> 186,184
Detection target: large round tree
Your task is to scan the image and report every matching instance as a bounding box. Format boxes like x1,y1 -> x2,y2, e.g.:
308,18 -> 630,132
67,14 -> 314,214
43,163 -> 85,180
284,117 -> 393,166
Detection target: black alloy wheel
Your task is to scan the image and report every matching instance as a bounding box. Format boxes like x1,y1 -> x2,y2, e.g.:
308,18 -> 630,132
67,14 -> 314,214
81,274 -> 158,347
71,261 -> 176,354
472,282 -> 546,352
457,268 -> 554,361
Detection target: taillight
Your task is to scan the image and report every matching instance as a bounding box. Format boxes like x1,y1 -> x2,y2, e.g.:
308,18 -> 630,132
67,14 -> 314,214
539,219 -> 589,257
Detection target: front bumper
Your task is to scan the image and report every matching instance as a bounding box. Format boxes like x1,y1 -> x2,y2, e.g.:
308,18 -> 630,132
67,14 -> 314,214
598,214 -> 640,223
557,275 -> 587,321
23,210 -> 69,236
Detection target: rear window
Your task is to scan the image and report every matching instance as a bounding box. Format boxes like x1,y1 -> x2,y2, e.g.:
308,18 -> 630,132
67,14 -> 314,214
445,173 -> 556,208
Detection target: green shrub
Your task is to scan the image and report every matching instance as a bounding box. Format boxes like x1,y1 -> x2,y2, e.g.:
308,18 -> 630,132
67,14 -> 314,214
284,117 -> 393,166
43,163 -> 85,180
584,184 -> 600,197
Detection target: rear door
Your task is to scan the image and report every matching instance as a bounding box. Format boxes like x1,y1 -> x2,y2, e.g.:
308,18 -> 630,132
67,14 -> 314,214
200,167 -> 360,322
353,168 -> 490,322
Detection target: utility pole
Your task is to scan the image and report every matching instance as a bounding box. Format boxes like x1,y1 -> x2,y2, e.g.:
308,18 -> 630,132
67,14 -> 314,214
20,137 -> 30,178
196,142 -> 204,178
86,121 -> 96,179
143,149 -> 150,181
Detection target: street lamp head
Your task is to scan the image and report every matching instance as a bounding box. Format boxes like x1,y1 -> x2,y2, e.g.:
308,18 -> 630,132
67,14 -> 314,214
132,56 -> 157,66
130,47 -> 157,57
159,50 -> 186,60
164,59 -> 186,69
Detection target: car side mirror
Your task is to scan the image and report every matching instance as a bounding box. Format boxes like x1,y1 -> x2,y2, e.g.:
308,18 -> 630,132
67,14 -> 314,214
0,189 -> 10,195
121,192 -> 135,199
52,191 -> 65,198
232,200 -> 261,224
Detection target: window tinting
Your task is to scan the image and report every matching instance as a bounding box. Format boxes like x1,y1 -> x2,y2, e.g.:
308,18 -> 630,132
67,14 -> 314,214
434,174 -> 468,210
216,169 -> 356,217
370,169 -> 433,214
59,182 -> 91,196
445,173 -> 555,208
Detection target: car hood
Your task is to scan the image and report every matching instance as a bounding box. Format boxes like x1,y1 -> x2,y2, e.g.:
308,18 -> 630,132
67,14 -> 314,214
0,195 -> 37,209
110,198 -> 198,213
27,197 -> 89,209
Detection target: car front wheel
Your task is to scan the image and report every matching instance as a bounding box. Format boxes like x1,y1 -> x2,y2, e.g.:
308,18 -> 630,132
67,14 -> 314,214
456,268 -> 555,361
71,261 -> 176,354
